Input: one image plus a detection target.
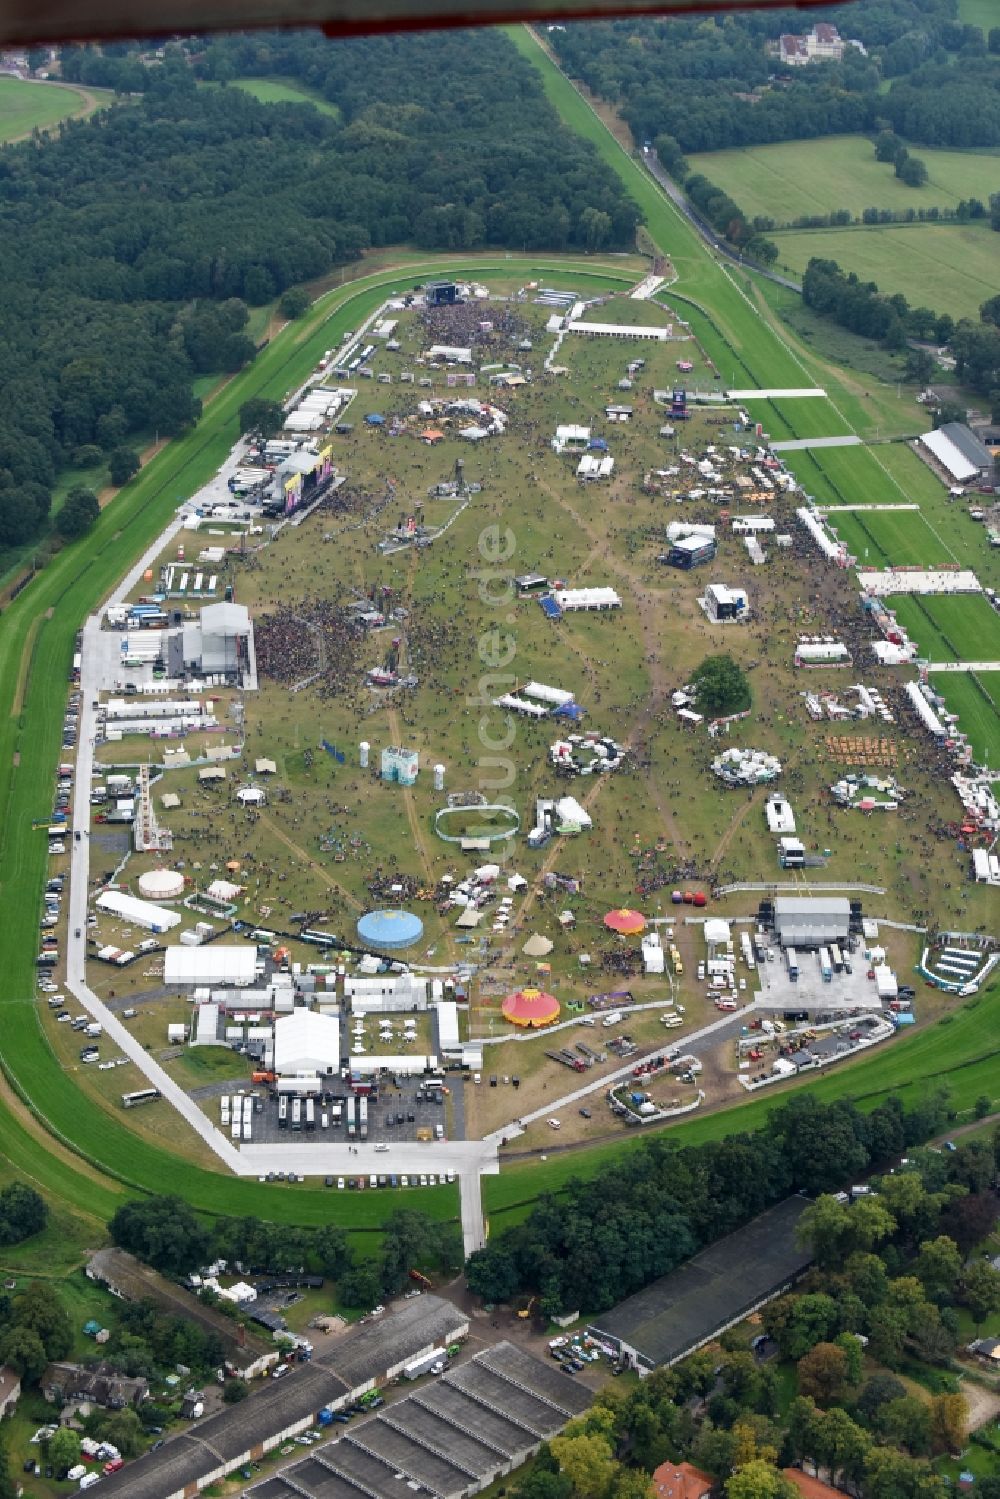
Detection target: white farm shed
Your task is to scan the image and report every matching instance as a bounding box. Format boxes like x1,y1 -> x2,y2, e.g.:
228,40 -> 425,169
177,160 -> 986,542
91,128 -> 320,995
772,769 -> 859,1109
164,945 -> 257,987
274,1011 -> 341,1076
96,890 -> 181,934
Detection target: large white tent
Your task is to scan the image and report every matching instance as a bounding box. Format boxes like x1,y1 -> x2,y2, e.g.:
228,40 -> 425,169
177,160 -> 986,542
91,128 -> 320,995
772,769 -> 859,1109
96,890 -> 181,933
274,1011 -> 341,1076
164,945 -> 257,987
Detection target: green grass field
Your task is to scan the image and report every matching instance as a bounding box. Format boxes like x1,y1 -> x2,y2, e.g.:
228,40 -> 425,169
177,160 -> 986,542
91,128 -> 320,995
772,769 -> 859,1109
929,671 -> 1000,764
771,223 -> 999,323
0,76 -> 98,141
958,0 -> 997,31
690,136 -> 1000,224
231,77 -> 341,118
828,508 -> 955,568
888,594 -> 1000,662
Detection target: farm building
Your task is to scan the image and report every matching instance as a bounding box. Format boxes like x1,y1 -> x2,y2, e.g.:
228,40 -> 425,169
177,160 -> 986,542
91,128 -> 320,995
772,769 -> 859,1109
244,1343 -> 591,1499
274,1011 -> 341,1077
163,945 -> 257,988
773,897 -> 850,949
588,1197 -> 813,1371
95,890 -> 181,934
98,1297 -> 470,1499
919,423 -> 993,485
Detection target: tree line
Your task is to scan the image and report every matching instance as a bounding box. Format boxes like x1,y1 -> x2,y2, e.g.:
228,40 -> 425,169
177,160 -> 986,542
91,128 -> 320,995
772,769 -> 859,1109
0,31 -> 637,554
545,2 -> 1000,155
465,1091 -> 959,1317
502,1130 -> 1000,1499
803,255 -> 1000,401
108,1193 -> 462,1309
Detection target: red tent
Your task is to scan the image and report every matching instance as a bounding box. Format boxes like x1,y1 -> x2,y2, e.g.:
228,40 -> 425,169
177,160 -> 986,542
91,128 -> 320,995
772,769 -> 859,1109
604,908 -> 646,935
502,987 -> 560,1029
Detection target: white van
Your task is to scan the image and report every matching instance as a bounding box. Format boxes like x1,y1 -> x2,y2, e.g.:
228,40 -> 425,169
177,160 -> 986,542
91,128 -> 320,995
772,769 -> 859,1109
601,1010 -> 622,1028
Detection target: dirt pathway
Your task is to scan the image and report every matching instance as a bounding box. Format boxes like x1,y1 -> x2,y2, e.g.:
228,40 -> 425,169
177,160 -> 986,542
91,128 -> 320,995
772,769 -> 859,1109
256,809 -> 362,913
710,788 -> 762,871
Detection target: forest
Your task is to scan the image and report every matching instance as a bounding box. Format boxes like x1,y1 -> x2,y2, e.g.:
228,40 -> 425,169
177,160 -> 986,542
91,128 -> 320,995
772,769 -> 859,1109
545,0 -> 1000,154
499,1130 -> 1000,1499
0,30 -> 637,552
465,1090 -> 968,1315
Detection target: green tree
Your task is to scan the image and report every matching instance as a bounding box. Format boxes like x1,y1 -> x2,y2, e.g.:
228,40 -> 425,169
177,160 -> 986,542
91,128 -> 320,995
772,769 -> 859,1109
857,1374 -> 908,1425
312,1224 -> 351,1279
98,1408 -> 145,1458
56,486 -> 100,540
550,1430 -> 615,1499
223,1378 -> 248,1403
875,131 -> 905,163
868,1304 -> 909,1368
913,1236 -> 962,1302
279,287 -> 310,319
795,1195 -> 850,1268
962,1260 -> 1000,1325
691,653 -> 750,715
881,1395 -> 931,1455
108,1195 -> 211,1276
0,1183 -> 47,1244
929,1393 -> 967,1455
904,349 -> 934,385
898,156 -> 928,188
12,1282 -> 71,1359
48,1428 -> 81,1472
0,1327 -> 48,1383
108,447 -> 140,487
238,398 -> 285,438
726,1459 -> 797,1499
796,1342 -> 848,1406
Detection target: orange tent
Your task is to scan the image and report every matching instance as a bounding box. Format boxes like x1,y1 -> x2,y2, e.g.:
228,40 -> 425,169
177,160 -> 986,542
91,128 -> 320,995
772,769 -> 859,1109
502,987 -> 560,1029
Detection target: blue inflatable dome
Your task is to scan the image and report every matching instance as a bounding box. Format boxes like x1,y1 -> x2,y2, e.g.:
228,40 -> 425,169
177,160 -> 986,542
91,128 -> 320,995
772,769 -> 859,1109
357,909 -> 424,951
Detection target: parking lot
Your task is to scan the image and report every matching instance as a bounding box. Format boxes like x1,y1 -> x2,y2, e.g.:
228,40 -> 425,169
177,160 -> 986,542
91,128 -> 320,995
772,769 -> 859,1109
215,1077 -> 460,1149
752,948 -> 886,1017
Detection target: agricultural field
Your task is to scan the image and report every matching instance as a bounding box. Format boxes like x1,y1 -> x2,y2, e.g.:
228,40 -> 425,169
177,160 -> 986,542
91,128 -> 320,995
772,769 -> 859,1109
771,223 -> 999,324
689,136 -> 1000,224
929,672 -> 1000,766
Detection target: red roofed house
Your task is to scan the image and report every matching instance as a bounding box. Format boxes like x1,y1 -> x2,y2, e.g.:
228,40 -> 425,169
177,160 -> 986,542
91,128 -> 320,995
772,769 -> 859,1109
652,1462 -> 715,1499
783,1469 -> 846,1499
